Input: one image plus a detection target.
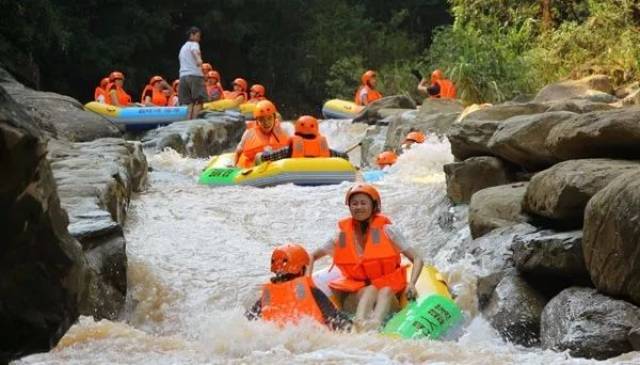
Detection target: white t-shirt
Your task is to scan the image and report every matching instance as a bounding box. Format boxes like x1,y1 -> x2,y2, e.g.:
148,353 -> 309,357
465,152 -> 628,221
318,224 -> 412,256
179,41 -> 203,77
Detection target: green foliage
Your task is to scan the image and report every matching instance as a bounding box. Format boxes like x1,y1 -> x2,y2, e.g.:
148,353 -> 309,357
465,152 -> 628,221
326,56 -> 364,100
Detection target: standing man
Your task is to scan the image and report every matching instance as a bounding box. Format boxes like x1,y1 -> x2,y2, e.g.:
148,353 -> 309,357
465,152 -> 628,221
178,26 -> 207,119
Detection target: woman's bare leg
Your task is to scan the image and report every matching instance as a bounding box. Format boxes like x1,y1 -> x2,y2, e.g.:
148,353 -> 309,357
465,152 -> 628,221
354,286 -> 378,329
370,287 -> 400,328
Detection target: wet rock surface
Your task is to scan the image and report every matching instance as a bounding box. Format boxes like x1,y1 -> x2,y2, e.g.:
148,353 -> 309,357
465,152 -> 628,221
142,114 -> 245,158
444,156 -> 513,204
0,86 -> 87,363
524,159 -> 640,227
0,67 -> 121,142
47,138 -> 147,319
468,182 -> 530,238
352,95 -> 416,124
583,170 -> 640,306
541,287 -> 640,360
483,274 -> 547,347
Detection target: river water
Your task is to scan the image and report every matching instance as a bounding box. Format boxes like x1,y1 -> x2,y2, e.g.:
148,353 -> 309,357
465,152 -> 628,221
16,120 -> 640,364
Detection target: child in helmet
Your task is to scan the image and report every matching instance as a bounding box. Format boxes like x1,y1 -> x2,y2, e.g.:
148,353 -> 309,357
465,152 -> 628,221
309,183 -> 424,331
246,243 -> 352,330
256,115 -> 349,164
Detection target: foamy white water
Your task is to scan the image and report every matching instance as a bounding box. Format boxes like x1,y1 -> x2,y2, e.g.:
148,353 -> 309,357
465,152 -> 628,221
15,120 -> 639,365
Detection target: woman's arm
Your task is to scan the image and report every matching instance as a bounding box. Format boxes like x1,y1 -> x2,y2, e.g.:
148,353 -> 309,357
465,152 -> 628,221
417,78 -> 429,95
402,247 -> 424,288
110,89 -> 120,106
306,248 -> 328,276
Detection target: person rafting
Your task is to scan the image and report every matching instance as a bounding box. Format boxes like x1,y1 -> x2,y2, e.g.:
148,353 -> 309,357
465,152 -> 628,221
245,243 -> 352,330
417,69 -> 457,99
355,70 -> 383,106
376,151 -> 398,168
234,100 -> 290,168
225,78 -> 249,105
248,84 -> 266,103
309,183 -> 424,331
106,71 -> 132,106
205,71 -> 224,101
256,115 -> 349,164
168,79 -> 180,106
401,131 -> 427,151
178,26 -> 207,119
141,75 -> 172,106
94,77 -> 109,103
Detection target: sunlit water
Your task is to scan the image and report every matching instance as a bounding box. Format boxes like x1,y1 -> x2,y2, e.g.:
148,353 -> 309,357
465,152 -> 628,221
16,120 -> 640,364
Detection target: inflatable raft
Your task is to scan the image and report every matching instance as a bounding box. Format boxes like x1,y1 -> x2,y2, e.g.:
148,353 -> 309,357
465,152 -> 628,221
313,265 -> 463,340
322,99 -> 363,119
203,99 -> 255,118
198,153 -> 356,187
84,102 -> 188,130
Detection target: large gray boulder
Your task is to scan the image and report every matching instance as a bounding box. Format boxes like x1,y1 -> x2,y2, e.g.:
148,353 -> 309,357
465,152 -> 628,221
359,124 -> 388,168
0,67 -> 121,142
384,109 -> 459,149
545,107 -> 640,161
513,230 -> 590,292
48,138 -> 148,319
487,111 -> 576,170
142,114 -> 245,158
444,156 -> 513,204
544,99 -> 615,114
469,182 -> 530,238
524,159 -> 640,226
541,287 -> 640,359
534,75 -> 613,103
583,170 -> 640,306
484,274 -> 547,347
448,103 -> 548,160
352,95 -> 416,125
0,86 -> 87,363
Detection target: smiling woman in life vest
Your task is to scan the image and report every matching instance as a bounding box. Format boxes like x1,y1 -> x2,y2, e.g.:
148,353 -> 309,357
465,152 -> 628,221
234,100 -> 290,168
245,243 -> 352,330
308,183 -> 424,331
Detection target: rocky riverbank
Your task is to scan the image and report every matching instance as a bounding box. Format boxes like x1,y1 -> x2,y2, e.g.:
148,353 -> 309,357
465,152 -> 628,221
356,74 -> 640,359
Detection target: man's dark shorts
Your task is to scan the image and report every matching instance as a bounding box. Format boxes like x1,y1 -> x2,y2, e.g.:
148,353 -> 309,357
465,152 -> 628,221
178,75 -> 207,105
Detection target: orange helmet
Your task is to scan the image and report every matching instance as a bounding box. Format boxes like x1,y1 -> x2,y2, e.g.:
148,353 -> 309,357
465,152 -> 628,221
431,69 -> 444,83
233,78 -> 248,91
270,243 -> 310,275
202,63 -> 213,74
294,115 -> 319,137
405,131 -> 426,144
149,75 -> 164,85
253,100 -> 277,118
172,79 -> 180,91
207,70 -> 220,82
345,183 -> 382,212
250,84 -> 265,97
361,70 -> 376,86
99,77 -> 110,88
376,151 -> 398,167
109,71 -> 124,81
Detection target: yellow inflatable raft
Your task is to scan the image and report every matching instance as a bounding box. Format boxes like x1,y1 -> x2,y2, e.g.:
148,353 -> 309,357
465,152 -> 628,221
198,153 -> 356,187
322,99 -> 364,119
203,99 -> 255,118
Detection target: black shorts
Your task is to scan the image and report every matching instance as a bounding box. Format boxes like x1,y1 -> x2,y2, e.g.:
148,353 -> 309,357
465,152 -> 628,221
178,75 -> 207,105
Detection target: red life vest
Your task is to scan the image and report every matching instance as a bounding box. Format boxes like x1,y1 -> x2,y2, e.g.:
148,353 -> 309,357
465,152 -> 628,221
329,214 -> 407,294
94,86 -> 107,103
261,276 -> 325,326
354,85 -> 383,106
106,83 -> 132,106
140,85 -> 169,106
237,125 -> 290,168
432,79 -> 457,99
290,135 -> 330,158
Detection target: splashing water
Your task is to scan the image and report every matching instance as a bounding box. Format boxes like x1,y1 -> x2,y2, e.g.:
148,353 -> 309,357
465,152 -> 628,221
15,120 -> 639,365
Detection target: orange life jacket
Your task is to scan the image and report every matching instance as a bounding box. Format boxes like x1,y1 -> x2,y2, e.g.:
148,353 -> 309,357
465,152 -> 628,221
290,135 -> 331,158
237,125 -> 290,168
207,84 -> 224,101
431,79 -> 457,99
94,86 -> 107,103
106,83 -> 132,106
329,214 -> 407,294
354,85 -> 383,106
261,276 -> 325,326
224,90 -> 248,103
140,85 -> 169,106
